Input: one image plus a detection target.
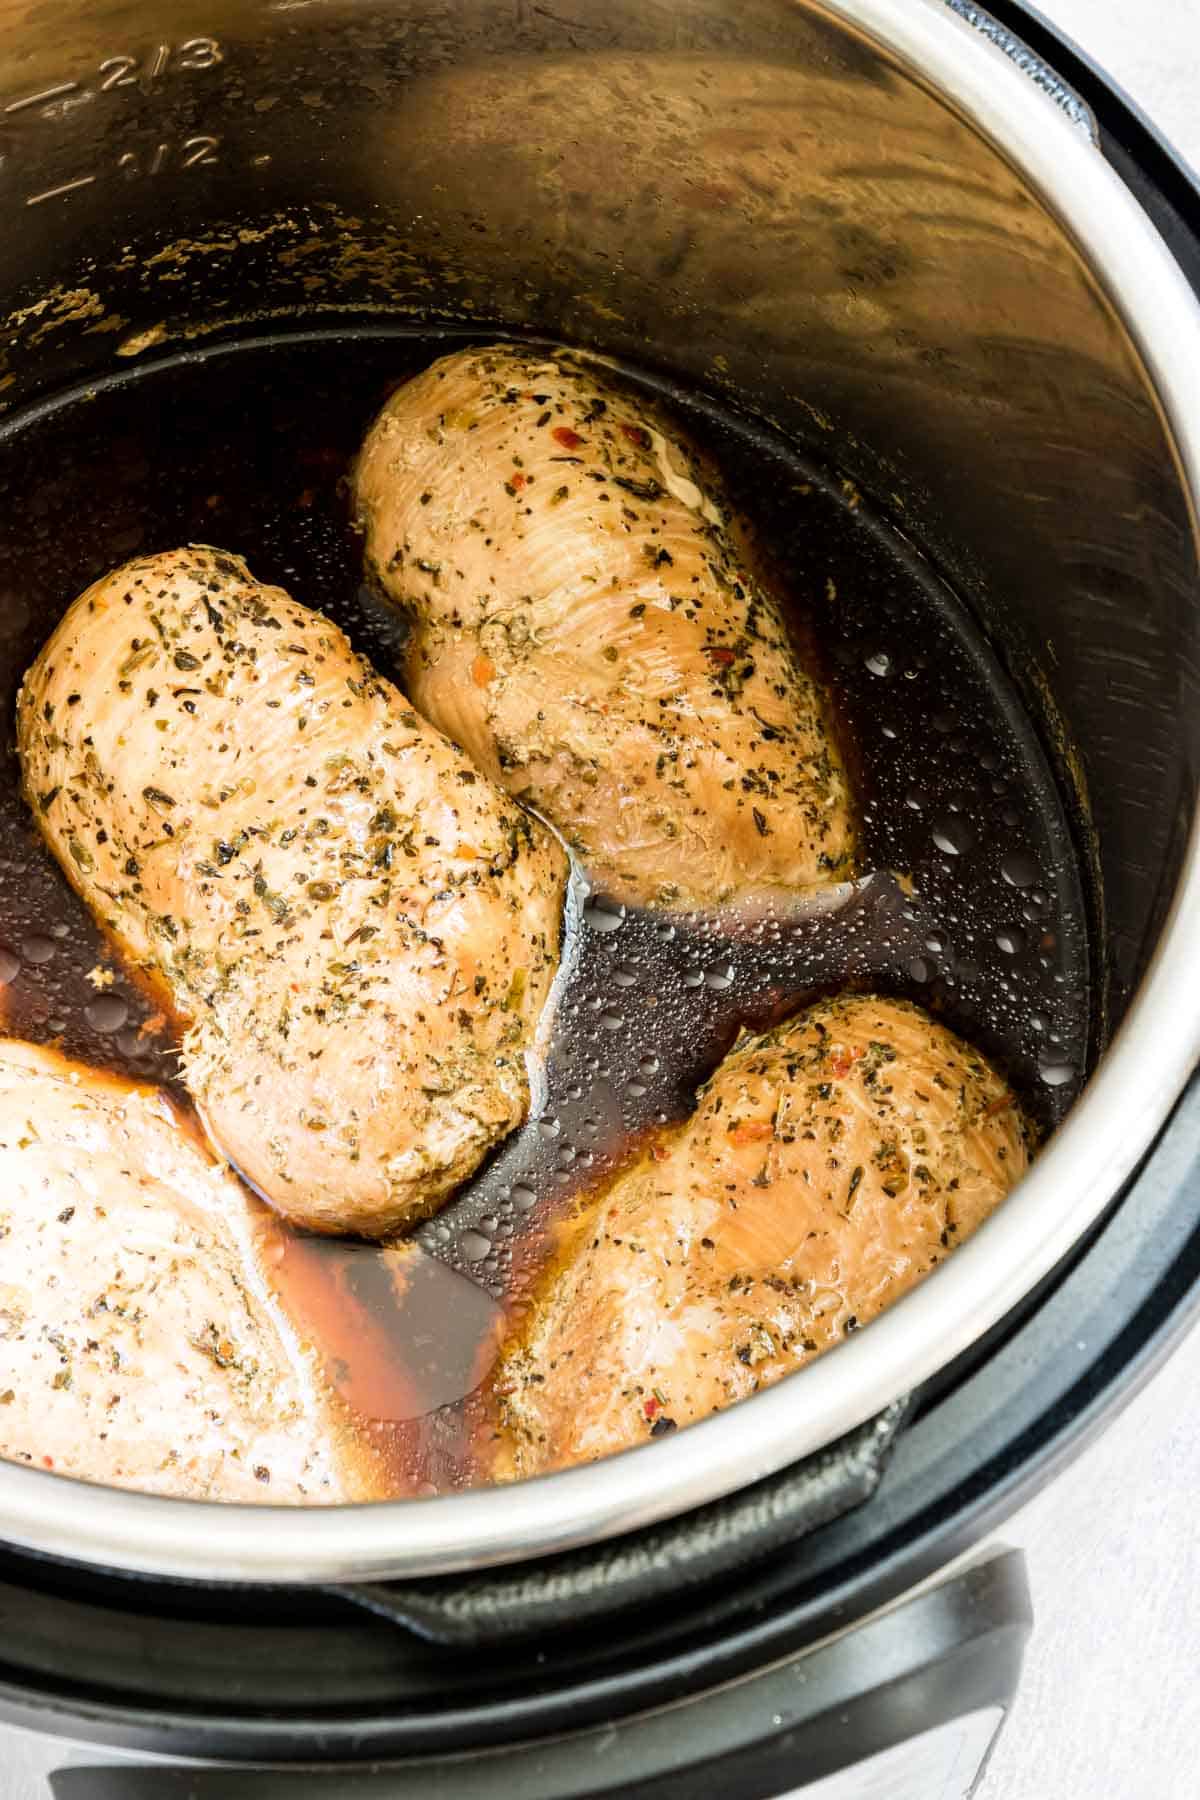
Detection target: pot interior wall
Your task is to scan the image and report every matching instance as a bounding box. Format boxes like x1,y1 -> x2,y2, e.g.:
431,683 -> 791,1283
0,0 -> 1196,1033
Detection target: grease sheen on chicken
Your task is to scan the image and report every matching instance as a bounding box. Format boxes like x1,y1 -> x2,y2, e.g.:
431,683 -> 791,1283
0,1040 -> 383,1502
17,547 -> 567,1237
493,994 -> 1032,1477
354,345 -> 856,910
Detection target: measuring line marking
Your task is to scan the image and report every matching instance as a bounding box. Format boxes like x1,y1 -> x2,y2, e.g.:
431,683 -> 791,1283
25,174 -> 96,207
5,82 -> 81,115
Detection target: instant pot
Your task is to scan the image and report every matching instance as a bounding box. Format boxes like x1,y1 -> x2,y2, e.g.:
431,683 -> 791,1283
2,0 -> 1200,1791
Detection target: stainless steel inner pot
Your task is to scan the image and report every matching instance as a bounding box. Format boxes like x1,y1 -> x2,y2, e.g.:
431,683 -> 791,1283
0,0 -> 1197,1583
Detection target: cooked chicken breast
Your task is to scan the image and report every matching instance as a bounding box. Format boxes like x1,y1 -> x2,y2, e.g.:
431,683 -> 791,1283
492,994 -> 1032,1477
17,547 -> 567,1237
353,345 -> 855,910
0,1039 -> 383,1502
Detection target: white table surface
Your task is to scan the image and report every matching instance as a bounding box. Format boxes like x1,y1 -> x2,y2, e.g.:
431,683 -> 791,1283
976,5 -> 1200,1798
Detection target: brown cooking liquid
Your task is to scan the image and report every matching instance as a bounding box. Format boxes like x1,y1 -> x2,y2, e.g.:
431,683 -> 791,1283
0,329 -> 1090,1496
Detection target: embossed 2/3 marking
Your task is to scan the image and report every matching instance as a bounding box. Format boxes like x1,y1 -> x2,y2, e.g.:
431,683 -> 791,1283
26,134 -> 221,205
99,38 -> 224,90
5,39 -> 223,118
4,82 -> 80,116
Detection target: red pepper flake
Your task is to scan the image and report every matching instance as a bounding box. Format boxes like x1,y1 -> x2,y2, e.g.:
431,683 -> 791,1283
643,1396 -> 659,1419
649,1141 -> 669,1162
831,1046 -> 864,1079
510,472 -> 527,491
983,1091 -> 1016,1120
42,1456 -> 54,1468
730,1120 -> 773,1146
621,423 -> 652,449
552,426 -> 584,450
705,646 -> 736,667
472,654 -> 496,687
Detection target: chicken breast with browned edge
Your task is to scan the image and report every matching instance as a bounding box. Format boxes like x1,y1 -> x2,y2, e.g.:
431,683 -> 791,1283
492,994 -> 1032,1477
0,1039 -> 384,1502
354,345 -> 855,910
17,548 -> 567,1237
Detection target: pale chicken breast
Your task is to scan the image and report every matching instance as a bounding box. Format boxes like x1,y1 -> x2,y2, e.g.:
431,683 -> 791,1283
493,994 -> 1032,1477
17,547 -> 567,1237
0,1039 -> 384,1502
353,345 -> 855,910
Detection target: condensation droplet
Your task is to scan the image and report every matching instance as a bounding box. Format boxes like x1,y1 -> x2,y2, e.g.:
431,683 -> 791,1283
931,815 -> 976,857
583,900 -> 626,934
0,947 -> 18,984
511,1184 -> 537,1212
1038,1058 -> 1075,1088
682,968 -> 704,989
85,994 -> 130,1034
864,649 -> 892,678
638,1054 -> 659,1075
704,964 -> 734,991
459,1230 -> 492,1262
538,1117 -> 561,1140
21,934 -> 55,965
1000,850 -> 1038,889
907,956 -> 934,983
612,965 -> 637,988
600,1010 -> 625,1031
995,927 -> 1025,957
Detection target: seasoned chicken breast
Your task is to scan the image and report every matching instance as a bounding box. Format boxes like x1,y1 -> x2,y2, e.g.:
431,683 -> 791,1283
354,345 -> 855,910
0,1039 -> 383,1502
493,994 -> 1032,1477
17,547 -> 567,1237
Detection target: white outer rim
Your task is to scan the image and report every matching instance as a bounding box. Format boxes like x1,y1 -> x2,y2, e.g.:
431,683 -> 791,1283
3,0 -> 1200,1583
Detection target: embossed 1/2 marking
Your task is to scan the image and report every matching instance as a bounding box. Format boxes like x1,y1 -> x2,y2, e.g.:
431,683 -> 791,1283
116,134 -> 221,177
24,133 -> 221,204
25,174 -> 97,207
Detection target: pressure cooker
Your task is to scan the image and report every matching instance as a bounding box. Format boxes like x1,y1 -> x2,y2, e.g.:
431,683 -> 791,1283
0,0 -> 1198,1792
